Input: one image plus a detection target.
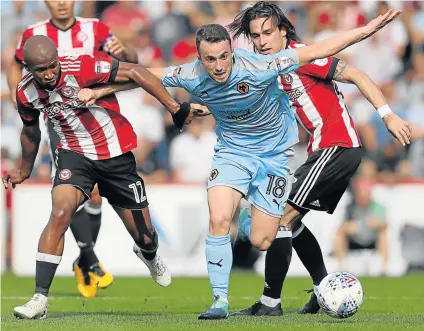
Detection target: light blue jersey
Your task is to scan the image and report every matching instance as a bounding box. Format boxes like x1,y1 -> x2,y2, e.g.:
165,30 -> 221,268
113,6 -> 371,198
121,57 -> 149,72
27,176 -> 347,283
162,48 -> 299,217
162,48 -> 300,157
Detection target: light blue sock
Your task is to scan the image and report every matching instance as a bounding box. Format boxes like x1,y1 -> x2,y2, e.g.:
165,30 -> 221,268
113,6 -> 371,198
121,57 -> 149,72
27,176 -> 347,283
205,233 -> 232,299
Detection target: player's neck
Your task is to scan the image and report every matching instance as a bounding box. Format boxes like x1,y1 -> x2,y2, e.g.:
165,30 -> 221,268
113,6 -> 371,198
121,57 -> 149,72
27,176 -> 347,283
50,17 -> 76,32
281,37 -> 288,50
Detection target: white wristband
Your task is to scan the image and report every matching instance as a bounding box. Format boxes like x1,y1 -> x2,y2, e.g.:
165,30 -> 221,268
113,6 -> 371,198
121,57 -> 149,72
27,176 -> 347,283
377,104 -> 392,118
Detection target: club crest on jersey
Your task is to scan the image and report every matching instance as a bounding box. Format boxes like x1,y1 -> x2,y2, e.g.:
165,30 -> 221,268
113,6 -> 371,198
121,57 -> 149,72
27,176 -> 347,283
76,31 -> 88,42
61,86 -> 77,98
209,169 -> 219,181
282,74 -> 293,85
59,169 -> 72,180
95,61 -> 111,74
237,82 -> 249,94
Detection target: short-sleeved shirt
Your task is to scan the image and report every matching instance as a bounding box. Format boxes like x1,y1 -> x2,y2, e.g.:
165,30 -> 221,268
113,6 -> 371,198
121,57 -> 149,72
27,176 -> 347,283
15,17 -> 112,62
162,48 -> 300,157
16,55 -> 136,160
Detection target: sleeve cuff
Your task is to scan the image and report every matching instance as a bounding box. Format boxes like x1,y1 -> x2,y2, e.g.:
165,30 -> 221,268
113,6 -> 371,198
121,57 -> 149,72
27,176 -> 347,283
109,59 -> 119,82
326,57 -> 340,80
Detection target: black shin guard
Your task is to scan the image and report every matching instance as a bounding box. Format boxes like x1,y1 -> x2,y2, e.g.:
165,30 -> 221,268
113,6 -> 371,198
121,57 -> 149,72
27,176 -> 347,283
292,222 -> 328,286
131,210 -> 158,260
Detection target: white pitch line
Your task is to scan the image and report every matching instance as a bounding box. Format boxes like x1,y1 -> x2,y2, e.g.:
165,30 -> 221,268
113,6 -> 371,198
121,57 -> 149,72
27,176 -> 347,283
2,296 -> 423,301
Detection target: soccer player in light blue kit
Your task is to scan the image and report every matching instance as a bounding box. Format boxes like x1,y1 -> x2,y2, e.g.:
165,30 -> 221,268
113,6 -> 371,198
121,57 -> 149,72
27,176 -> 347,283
81,10 -> 401,319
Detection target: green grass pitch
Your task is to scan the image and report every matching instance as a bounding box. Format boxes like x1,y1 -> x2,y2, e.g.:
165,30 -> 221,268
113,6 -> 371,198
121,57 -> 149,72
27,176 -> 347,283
2,272 -> 424,330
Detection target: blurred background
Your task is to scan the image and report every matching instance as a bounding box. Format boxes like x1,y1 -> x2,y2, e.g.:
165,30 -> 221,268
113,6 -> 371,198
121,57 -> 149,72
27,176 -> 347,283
1,0 -> 423,278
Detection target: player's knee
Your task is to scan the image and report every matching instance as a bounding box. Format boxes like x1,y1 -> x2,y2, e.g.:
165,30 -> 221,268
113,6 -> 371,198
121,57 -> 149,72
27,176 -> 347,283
50,204 -> 73,230
250,234 -> 272,251
209,212 -> 231,236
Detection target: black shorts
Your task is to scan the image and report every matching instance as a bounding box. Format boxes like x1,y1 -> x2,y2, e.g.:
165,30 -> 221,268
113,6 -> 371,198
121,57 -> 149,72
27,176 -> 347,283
53,149 -> 149,210
288,146 -> 363,214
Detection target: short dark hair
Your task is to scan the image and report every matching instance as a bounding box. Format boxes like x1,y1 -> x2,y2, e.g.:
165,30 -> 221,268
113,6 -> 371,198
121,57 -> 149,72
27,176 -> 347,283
195,24 -> 232,52
228,1 -> 300,43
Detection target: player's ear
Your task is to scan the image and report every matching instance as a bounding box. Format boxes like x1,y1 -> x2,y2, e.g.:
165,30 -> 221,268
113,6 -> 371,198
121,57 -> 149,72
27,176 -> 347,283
280,27 -> 287,38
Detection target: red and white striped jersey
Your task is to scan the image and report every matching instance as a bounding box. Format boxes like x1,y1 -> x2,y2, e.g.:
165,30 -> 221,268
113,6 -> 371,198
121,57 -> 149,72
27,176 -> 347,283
279,40 -> 361,154
15,17 -> 112,62
16,55 -> 137,161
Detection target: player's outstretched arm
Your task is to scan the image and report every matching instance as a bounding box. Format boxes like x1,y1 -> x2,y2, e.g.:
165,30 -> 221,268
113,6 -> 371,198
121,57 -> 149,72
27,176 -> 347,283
296,9 -> 401,66
2,120 -> 41,189
332,60 -> 412,146
78,82 -> 138,106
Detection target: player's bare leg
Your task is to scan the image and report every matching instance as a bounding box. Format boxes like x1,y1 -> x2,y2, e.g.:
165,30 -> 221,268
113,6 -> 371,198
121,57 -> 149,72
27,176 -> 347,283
14,185 -> 86,320
198,186 -> 242,320
113,207 -> 170,287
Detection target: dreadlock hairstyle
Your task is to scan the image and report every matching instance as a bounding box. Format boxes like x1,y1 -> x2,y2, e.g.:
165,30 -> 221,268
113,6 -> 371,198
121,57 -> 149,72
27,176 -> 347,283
228,1 -> 301,44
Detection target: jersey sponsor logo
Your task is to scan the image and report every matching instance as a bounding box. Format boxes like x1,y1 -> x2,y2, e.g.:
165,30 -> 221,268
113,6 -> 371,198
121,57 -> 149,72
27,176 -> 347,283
287,89 -> 302,102
95,61 -> 111,74
209,169 -> 219,181
61,86 -> 77,98
59,169 -> 72,180
219,108 -> 250,121
237,82 -> 249,94
311,58 -> 328,66
282,74 -> 293,85
76,31 -> 88,42
44,99 -> 85,117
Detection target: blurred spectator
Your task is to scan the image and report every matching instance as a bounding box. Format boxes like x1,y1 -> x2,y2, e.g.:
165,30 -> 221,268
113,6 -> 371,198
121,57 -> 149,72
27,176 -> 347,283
333,180 -> 388,273
170,117 -> 216,183
360,81 -> 411,183
101,0 -> 150,45
376,2 -> 409,60
151,1 -> 194,63
337,1 -> 366,31
1,0 -> 44,49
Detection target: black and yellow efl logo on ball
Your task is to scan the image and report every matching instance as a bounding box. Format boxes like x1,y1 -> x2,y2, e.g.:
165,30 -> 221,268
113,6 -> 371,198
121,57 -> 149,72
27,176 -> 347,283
209,169 -> 219,181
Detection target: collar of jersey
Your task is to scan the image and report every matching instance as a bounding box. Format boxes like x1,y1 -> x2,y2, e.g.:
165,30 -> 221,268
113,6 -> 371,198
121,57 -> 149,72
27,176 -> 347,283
49,17 -> 77,32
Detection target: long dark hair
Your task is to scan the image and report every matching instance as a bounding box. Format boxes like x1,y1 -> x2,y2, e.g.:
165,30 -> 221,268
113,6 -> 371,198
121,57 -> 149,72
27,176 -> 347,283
228,1 -> 300,43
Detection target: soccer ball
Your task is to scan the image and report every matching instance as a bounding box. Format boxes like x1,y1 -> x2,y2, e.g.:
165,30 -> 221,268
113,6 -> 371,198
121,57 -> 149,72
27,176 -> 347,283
315,272 -> 364,319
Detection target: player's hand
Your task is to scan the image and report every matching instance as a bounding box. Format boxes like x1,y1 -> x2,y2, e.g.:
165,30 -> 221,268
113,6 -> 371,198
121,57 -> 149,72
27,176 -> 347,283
106,36 -> 127,59
191,103 -> 211,117
364,9 -> 402,37
382,112 -> 412,147
78,88 -> 101,106
2,169 -> 30,189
